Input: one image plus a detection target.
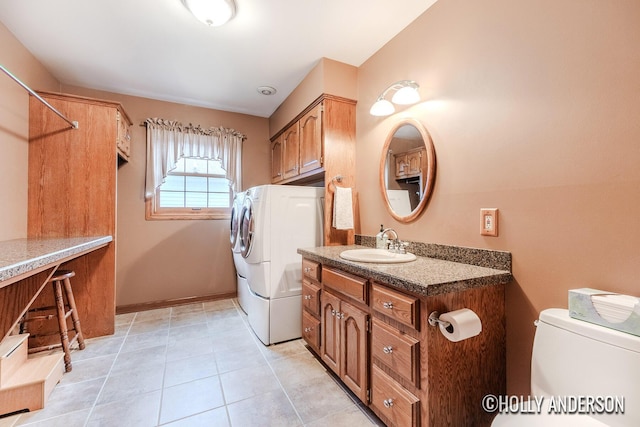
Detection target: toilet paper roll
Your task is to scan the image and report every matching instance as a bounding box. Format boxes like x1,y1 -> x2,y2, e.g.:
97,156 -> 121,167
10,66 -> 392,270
438,308 -> 482,342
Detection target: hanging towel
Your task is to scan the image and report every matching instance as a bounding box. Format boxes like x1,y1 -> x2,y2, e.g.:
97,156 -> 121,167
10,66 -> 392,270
332,186 -> 354,230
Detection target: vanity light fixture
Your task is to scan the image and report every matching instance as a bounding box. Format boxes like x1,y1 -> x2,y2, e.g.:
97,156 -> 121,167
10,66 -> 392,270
181,0 -> 236,27
370,80 -> 420,116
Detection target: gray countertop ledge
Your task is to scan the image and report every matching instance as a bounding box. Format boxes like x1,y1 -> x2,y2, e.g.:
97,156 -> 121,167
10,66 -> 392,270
297,244 -> 512,297
0,236 -> 113,286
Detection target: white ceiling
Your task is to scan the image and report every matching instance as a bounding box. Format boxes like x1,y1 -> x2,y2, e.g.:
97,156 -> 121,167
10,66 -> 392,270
0,0 -> 437,118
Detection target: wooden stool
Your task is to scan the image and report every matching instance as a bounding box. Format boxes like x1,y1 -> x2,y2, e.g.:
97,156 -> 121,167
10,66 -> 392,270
20,270 -> 86,372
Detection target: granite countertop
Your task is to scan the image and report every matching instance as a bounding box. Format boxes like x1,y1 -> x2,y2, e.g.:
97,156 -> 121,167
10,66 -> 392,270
298,245 -> 512,297
0,236 -> 113,287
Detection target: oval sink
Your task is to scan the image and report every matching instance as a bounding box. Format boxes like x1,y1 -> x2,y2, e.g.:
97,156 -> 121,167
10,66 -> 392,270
339,248 -> 416,264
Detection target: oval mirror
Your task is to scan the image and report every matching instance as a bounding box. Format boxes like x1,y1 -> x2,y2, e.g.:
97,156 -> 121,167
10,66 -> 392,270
379,118 -> 436,223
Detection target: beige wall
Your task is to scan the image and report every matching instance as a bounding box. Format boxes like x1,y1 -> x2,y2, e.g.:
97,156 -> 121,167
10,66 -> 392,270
61,85 -> 270,307
0,22 -> 59,241
269,58 -> 357,137
357,0 -> 640,394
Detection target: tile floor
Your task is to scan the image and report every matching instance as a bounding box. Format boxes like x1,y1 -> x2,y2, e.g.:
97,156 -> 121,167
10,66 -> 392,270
1,299 -> 383,427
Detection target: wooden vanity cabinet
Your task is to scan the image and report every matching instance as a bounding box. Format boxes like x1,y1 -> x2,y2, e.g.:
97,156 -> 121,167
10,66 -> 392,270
301,258 -> 506,427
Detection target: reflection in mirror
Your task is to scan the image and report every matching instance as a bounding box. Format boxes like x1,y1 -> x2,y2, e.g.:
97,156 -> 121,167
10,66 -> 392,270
379,118 -> 436,223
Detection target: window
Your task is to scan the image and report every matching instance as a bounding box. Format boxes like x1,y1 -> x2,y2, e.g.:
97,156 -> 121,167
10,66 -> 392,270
146,157 -> 232,220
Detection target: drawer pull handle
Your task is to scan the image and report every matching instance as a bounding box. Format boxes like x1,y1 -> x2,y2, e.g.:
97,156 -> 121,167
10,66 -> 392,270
382,346 -> 393,354
383,398 -> 394,408
382,302 -> 394,309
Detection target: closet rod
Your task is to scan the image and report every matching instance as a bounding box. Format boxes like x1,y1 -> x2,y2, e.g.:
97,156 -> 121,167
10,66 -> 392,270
0,65 -> 78,129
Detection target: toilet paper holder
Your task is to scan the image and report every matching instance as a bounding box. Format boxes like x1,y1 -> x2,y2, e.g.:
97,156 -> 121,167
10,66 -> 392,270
428,311 -> 454,333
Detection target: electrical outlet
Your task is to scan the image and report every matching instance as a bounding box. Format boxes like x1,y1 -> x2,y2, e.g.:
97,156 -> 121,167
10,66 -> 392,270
480,208 -> 499,236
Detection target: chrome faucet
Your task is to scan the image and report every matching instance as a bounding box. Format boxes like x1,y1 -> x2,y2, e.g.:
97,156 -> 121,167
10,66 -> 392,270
381,228 -> 409,254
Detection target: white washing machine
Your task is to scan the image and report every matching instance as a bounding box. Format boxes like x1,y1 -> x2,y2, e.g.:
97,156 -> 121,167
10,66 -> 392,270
238,184 -> 324,345
230,191 -> 249,313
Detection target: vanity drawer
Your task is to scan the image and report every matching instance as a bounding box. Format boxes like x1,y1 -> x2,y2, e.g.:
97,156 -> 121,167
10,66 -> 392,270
371,319 -> 420,387
302,279 -> 321,316
371,364 -> 420,427
302,310 -> 320,353
322,266 -> 368,303
302,259 -> 321,282
372,283 -> 419,329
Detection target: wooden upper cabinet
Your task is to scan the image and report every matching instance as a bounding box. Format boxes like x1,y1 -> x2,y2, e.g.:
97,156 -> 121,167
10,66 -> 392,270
394,147 -> 425,180
116,110 -> 133,161
299,103 -> 323,174
282,122 -> 300,179
271,136 -> 284,183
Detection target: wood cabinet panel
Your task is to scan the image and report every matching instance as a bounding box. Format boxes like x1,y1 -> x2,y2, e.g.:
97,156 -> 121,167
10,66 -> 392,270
302,279 -> 321,317
27,92 -> 127,338
323,266 -> 367,304
340,299 -> 368,402
302,310 -> 321,353
372,318 -> 420,388
321,290 -> 340,373
371,364 -> 420,427
270,136 -> 284,183
302,259 -> 321,282
372,283 -> 419,329
282,122 -> 300,179
299,103 -> 322,174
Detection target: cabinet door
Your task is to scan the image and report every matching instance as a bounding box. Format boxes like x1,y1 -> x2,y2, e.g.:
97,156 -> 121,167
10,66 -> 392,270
282,122 -> 300,179
299,103 -> 322,174
321,291 -> 341,374
340,299 -> 369,402
271,136 -> 284,183
394,154 -> 407,178
407,150 -> 422,176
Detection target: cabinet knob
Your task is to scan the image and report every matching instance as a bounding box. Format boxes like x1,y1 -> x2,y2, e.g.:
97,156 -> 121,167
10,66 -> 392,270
383,398 -> 394,408
304,327 -> 313,333
336,312 -> 344,319
382,302 -> 394,309
331,309 -> 336,316
304,295 -> 312,300
382,346 -> 393,354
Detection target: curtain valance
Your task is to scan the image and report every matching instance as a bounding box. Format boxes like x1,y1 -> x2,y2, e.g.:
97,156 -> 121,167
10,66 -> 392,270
144,118 -> 245,199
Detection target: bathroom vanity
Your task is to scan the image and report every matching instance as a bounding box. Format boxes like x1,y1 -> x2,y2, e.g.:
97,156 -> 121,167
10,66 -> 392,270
298,242 -> 512,427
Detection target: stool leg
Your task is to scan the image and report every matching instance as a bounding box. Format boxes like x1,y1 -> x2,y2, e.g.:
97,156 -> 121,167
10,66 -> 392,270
53,280 -> 72,372
63,277 -> 85,350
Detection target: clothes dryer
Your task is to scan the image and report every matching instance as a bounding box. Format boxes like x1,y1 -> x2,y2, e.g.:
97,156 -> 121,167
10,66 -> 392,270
230,190 -> 249,313
238,185 -> 324,345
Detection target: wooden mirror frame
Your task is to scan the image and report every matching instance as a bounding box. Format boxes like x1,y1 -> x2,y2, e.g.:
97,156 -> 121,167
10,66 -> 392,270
379,118 -> 436,223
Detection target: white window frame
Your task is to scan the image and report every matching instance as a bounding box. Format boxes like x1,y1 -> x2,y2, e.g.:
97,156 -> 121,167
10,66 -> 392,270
146,157 -> 232,220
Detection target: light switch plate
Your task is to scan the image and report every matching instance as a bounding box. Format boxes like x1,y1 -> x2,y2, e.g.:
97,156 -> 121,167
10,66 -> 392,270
480,208 -> 499,236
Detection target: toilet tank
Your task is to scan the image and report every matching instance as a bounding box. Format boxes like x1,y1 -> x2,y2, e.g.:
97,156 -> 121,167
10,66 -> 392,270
531,308 -> 640,426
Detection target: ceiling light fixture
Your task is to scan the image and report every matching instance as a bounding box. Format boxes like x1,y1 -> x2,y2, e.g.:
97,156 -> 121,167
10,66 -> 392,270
181,0 -> 236,27
370,80 -> 420,116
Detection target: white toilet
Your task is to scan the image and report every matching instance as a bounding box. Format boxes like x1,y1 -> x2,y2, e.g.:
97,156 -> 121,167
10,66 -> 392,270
492,308 -> 639,426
